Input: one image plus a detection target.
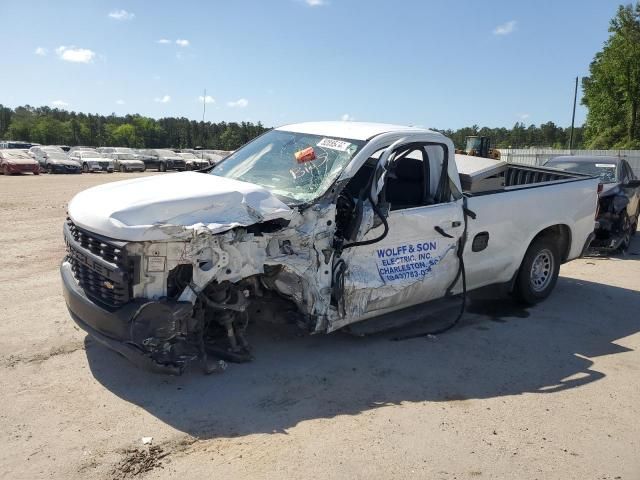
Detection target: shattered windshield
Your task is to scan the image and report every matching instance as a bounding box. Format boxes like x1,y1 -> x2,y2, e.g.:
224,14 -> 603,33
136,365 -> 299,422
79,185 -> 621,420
546,160 -> 618,183
211,130 -> 364,203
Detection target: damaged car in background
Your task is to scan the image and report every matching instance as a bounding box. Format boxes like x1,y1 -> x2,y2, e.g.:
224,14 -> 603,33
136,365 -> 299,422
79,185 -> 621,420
61,122 -> 600,374
545,156 -> 640,252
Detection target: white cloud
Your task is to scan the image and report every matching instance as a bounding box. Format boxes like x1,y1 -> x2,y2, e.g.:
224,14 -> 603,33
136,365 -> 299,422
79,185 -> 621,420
341,113 -> 355,121
198,95 -> 215,104
227,98 -> 249,108
518,113 -> 530,120
176,39 -> 190,47
51,100 -> 69,107
493,20 -> 517,36
34,47 -> 47,56
305,0 -> 327,6
55,46 -> 96,63
116,99 -> 126,105
157,38 -> 171,44
108,9 -> 135,21
154,95 -> 171,103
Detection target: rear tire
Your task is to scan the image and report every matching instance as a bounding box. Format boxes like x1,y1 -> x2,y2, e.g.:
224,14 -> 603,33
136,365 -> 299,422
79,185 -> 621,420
159,162 -> 167,172
82,163 -> 89,173
514,237 -> 561,305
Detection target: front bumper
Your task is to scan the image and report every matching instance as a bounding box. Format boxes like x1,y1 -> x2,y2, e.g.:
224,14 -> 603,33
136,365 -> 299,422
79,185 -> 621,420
50,164 -> 81,174
5,163 -> 39,174
87,164 -> 114,173
167,160 -> 186,171
61,260 -> 184,374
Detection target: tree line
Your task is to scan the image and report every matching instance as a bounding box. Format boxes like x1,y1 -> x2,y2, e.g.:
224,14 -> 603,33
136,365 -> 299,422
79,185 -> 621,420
0,105 -> 267,151
438,122 -> 585,150
0,104 -> 587,150
582,3 -> 640,149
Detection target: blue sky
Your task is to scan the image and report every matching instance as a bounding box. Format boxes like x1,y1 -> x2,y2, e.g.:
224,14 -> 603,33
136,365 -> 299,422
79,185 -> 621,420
0,0 -> 623,129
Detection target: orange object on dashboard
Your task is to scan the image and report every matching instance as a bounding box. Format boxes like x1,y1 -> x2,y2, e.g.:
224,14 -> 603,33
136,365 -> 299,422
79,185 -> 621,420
295,147 -> 316,163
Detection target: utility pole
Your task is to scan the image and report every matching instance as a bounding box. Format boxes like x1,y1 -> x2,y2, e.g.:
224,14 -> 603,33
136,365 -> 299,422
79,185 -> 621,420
201,88 -> 207,156
202,88 -> 207,123
569,76 -> 578,152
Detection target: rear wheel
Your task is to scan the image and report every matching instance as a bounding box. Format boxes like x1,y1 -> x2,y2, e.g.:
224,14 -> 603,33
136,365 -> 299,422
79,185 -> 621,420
159,162 -> 167,172
82,163 -> 89,173
514,237 -> 561,305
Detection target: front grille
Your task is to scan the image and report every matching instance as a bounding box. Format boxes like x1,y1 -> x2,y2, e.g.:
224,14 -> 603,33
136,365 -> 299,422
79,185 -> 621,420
99,161 -> 111,169
65,219 -> 133,309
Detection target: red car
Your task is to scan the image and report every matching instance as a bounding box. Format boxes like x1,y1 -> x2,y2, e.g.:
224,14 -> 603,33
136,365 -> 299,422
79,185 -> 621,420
0,150 -> 40,175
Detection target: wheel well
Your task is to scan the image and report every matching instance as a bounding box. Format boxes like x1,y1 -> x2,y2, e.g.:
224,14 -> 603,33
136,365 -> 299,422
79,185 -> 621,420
531,224 -> 571,263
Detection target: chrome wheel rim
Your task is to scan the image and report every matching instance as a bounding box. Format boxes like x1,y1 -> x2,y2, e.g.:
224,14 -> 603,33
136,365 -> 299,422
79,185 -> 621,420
530,249 -> 554,292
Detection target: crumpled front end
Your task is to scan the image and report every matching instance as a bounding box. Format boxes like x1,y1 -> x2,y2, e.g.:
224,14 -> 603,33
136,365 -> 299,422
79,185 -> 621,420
61,174 -> 339,373
591,188 -> 631,251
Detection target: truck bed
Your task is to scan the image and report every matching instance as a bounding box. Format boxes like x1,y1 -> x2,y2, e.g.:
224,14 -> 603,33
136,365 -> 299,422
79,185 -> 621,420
455,154 -> 587,194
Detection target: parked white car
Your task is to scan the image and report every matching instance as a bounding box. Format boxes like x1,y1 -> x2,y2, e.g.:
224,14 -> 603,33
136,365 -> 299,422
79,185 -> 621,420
177,152 -> 209,170
61,122 -> 599,373
107,153 -> 146,172
69,151 -> 114,173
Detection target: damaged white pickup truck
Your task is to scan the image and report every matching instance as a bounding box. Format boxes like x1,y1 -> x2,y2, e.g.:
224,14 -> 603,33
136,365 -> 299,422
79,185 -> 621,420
61,122 -> 599,374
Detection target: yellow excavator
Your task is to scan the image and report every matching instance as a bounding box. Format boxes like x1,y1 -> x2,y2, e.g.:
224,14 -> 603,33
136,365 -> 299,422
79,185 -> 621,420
456,136 -> 501,160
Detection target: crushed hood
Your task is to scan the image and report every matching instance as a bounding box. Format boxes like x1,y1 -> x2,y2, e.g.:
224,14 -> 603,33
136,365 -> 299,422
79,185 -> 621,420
599,183 -> 620,197
68,172 -> 293,241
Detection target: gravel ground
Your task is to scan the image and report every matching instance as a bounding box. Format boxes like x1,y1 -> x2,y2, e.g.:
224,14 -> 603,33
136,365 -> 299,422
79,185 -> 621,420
0,172 -> 638,480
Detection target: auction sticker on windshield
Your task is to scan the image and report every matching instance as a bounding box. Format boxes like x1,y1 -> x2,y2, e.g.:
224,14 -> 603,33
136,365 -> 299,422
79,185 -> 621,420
317,138 -> 351,152
595,164 -> 616,168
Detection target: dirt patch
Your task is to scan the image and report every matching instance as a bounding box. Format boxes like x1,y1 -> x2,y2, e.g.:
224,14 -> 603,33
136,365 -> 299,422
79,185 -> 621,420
2,339 -> 86,368
111,446 -> 169,479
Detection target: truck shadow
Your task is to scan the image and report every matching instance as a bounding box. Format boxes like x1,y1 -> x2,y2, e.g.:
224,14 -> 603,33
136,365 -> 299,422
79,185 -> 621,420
85,274 -> 639,440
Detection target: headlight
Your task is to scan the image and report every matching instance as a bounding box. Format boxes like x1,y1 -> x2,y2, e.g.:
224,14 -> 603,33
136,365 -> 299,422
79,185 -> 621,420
612,195 -> 629,212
